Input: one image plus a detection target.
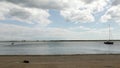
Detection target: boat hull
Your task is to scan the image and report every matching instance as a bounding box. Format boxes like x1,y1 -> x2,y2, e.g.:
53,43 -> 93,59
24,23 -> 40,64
104,41 -> 114,45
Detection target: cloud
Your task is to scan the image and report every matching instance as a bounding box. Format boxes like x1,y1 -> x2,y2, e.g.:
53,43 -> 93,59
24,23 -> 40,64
0,23 -> 116,40
61,9 -> 95,23
0,23 -> 79,40
112,0 -> 120,6
0,1 -> 51,26
1,0 -> 120,40
1,0 -> 111,24
60,0 -> 110,23
101,1 -> 120,23
81,0 -> 95,4
69,25 -> 114,32
100,0 -> 120,24
2,0 -> 65,9
69,26 -> 92,31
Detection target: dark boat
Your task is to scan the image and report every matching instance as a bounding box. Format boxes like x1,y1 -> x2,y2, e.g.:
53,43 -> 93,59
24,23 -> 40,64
11,42 -> 14,45
104,41 -> 114,45
104,23 -> 114,45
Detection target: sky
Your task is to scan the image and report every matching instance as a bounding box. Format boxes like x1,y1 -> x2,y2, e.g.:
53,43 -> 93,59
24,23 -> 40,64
0,0 -> 120,40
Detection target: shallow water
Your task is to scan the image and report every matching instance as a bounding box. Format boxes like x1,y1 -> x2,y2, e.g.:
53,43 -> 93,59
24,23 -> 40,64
0,41 -> 120,55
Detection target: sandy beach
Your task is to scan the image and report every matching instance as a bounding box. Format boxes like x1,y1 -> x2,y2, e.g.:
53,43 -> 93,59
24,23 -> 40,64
0,54 -> 120,68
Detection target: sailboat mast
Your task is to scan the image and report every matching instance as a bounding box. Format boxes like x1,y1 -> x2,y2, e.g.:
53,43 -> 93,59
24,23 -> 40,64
104,23 -> 114,45
108,23 -> 111,41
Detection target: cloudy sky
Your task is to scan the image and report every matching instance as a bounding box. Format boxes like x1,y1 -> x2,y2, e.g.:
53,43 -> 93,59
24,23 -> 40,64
0,0 -> 120,40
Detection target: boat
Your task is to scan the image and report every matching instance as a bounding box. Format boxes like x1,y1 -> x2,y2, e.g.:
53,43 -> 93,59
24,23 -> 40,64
104,23 -> 114,45
104,41 -> 114,45
11,42 -> 14,45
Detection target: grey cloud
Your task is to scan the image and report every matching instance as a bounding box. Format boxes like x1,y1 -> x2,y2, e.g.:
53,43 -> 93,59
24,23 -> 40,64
8,8 -> 30,20
81,0 -> 95,4
2,0 -> 64,9
112,0 -> 120,6
0,0 -> 113,24
0,1 -> 51,25
2,0 -> 98,10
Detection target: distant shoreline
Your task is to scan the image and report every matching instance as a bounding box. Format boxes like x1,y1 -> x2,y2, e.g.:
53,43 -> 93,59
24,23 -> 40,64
0,54 -> 120,56
0,40 -> 120,42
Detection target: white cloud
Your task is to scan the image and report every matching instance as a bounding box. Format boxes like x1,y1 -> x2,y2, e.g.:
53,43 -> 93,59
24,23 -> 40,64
0,0 -> 120,40
0,2 -> 51,26
0,23 -> 78,40
101,14 -> 111,22
0,23 -> 116,40
101,5 -> 120,23
60,0 -> 110,23
100,0 -> 120,24
1,0 -> 111,24
69,26 -> 92,31
61,9 -> 95,23
69,25 -> 116,40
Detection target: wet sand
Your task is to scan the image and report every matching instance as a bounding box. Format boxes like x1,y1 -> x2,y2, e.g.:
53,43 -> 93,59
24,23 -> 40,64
0,54 -> 120,68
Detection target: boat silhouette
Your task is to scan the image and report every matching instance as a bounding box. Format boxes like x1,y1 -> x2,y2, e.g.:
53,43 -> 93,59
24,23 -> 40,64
104,23 -> 114,45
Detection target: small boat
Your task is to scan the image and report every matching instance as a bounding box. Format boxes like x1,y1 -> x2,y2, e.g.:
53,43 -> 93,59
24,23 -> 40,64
104,23 -> 114,45
104,41 -> 114,45
11,42 -> 14,45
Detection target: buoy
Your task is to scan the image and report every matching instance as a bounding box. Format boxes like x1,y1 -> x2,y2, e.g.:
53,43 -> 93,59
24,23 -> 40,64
11,42 -> 14,45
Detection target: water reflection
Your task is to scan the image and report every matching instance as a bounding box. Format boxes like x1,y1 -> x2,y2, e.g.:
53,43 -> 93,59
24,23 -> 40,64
0,41 -> 120,55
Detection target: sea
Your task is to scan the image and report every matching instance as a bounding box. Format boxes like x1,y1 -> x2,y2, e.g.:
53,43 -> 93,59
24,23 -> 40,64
0,41 -> 120,55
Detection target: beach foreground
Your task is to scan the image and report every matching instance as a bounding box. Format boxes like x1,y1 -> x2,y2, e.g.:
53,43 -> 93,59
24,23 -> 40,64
0,54 -> 120,68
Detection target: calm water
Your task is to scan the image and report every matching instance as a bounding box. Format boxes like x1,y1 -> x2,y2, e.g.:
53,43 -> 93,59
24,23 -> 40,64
0,41 -> 120,55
